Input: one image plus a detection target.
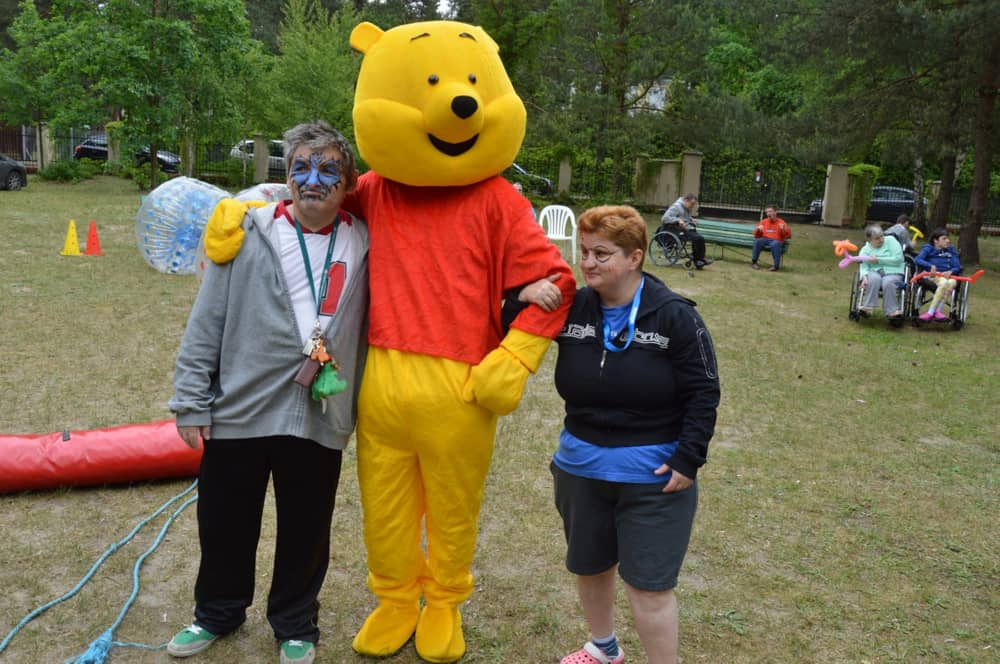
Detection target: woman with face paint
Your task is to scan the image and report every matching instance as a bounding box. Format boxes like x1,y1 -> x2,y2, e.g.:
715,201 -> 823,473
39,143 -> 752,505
168,121 -> 369,664
549,206 -> 720,664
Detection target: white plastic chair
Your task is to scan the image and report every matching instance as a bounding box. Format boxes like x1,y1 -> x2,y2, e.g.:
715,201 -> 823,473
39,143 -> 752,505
538,205 -> 577,262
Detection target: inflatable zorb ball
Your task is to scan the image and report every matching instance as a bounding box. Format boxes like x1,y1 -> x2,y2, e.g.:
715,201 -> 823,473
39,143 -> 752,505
235,182 -> 290,202
135,177 -> 228,274
190,181 -> 293,282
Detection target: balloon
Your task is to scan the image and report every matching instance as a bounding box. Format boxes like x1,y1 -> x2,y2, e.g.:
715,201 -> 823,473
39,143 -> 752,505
135,177 -> 228,275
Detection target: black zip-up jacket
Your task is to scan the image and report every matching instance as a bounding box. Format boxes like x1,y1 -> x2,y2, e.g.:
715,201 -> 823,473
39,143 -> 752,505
554,272 -> 720,479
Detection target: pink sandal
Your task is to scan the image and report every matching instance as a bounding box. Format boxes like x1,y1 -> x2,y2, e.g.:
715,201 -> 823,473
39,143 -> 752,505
560,641 -> 625,664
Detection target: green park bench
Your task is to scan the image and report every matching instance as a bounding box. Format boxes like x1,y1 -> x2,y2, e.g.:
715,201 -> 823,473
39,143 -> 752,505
695,218 -> 791,261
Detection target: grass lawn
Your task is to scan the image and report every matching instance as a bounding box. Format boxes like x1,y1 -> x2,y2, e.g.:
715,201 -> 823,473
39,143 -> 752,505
1,177 -> 998,663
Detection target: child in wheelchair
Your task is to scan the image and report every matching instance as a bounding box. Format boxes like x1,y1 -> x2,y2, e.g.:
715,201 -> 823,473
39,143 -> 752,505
851,224 -> 907,322
912,228 -> 963,323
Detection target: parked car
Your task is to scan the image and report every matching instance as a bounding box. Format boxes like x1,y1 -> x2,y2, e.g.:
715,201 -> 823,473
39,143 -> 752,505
229,139 -> 286,178
504,162 -> 553,195
809,185 -> 928,223
136,146 -> 181,173
0,154 -> 28,190
73,133 -> 181,173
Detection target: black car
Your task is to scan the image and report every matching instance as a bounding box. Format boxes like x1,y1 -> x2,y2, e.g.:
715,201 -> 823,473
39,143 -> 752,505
809,185 -> 928,223
74,133 -> 181,174
504,162 -> 553,195
0,154 -> 28,190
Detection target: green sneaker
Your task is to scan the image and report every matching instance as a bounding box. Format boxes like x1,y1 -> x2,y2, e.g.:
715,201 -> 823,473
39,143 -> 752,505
167,624 -> 217,657
280,639 -> 316,664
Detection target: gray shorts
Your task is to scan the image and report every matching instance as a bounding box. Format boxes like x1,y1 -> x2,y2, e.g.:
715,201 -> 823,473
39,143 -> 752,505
551,462 -> 698,591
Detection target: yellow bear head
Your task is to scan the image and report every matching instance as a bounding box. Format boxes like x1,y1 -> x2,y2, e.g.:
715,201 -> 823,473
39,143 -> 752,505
350,20 -> 526,187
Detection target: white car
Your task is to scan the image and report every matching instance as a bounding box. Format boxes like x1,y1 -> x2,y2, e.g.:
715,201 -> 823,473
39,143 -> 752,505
230,139 -> 286,179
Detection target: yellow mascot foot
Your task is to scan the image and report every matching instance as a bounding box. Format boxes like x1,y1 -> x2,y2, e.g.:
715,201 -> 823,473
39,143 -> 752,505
415,605 -> 465,663
352,602 -> 420,657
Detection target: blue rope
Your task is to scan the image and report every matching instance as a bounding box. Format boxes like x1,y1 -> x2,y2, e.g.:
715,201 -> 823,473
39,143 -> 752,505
0,480 -> 198,659
68,489 -> 199,663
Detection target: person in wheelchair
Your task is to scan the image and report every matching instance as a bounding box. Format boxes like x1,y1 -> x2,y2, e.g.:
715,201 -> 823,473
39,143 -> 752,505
884,214 -> 919,256
913,228 -> 962,322
659,193 -> 712,269
857,224 -> 906,318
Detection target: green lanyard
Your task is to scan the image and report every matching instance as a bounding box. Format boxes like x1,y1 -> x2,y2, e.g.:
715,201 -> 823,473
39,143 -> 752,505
293,217 -> 339,316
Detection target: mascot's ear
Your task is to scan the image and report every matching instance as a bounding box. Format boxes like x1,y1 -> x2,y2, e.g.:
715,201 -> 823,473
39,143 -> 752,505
471,25 -> 499,53
350,21 -> 384,54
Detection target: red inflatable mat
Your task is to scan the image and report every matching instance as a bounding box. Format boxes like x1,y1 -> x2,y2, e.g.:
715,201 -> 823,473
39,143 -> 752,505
0,420 -> 202,493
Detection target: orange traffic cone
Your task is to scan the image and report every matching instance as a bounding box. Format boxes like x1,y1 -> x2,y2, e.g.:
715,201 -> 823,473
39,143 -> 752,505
60,219 -> 82,256
84,220 -> 103,256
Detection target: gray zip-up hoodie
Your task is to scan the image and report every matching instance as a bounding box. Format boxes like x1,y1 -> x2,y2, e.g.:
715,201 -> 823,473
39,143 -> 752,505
169,203 -> 369,450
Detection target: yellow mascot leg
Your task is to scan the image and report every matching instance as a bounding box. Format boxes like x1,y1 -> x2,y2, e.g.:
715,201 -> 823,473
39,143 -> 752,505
352,369 -> 424,656
355,348 -> 496,663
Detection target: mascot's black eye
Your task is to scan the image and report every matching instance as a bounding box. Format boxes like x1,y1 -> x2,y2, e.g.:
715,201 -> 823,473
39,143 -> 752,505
468,74 -> 477,84
428,74 -> 439,85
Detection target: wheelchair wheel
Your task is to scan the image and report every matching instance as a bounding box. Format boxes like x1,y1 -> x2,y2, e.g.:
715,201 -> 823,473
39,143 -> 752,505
649,230 -> 683,267
910,278 -> 933,326
901,257 -> 916,318
848,276 -> 863,321
951,281 -> 969,330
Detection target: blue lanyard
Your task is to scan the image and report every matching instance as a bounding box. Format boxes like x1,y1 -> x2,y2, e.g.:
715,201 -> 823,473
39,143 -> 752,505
602,276 -> 644,352
293,217 -> 339,316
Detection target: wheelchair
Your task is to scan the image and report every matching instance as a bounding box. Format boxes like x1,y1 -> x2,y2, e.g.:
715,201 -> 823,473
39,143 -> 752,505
908,272 -> 971,330
648,226 -> 694,269
848,256 -> 915,328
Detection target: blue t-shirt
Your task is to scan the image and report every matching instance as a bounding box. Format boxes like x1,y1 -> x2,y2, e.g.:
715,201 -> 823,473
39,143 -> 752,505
553,428 -> 678,484
602,301 -> 630,341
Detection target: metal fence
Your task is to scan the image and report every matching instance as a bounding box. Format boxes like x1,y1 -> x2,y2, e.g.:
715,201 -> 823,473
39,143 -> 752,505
571,161 -> 635,199
944,190 -> 1000,231
0,126 -> 36,163
699,163 -> 825,215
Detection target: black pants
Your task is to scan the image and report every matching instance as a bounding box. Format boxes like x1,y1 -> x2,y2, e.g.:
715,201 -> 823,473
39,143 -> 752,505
660,223 -> 706,262
684,230 -> 707,262
193,436 -> 342,643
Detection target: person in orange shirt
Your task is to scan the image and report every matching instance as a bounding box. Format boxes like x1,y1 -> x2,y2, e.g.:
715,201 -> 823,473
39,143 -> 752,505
751,206 -> 792,271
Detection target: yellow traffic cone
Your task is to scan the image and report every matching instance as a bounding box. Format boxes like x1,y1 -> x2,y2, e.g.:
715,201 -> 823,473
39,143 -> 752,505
60,219 -> 82,256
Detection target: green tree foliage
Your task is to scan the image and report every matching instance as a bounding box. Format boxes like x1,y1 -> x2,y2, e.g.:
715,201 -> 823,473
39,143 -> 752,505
0,0 -> 262,188
0,0 -> 103,129
469,0 -> 550,104
518,0 -> 710,194
782,0 -> 1000,257
255,0 -> 359,140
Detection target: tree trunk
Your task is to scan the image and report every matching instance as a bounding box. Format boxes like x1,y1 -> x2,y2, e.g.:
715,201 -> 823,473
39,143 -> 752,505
911,157 -> 925,226
929,153 -> 956,230
959,33 -> 1000,263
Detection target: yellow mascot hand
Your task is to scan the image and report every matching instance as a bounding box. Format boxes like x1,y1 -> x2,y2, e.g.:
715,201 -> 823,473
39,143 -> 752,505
462,328 -> 551,416
204,199 -> 265,263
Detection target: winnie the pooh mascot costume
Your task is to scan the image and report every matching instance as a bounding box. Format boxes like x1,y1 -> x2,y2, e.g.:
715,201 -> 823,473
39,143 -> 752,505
203,20 -> 575,663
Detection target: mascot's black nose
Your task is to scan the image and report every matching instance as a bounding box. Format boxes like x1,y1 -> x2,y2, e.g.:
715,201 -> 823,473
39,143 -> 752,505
451,96 -> 478,119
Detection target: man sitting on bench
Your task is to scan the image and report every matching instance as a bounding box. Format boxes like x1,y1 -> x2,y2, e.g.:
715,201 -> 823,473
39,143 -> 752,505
660,193 -> 712,269
751,205 -> 792,272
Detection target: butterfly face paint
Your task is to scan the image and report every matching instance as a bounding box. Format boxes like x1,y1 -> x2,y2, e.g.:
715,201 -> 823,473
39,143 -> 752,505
290,152 -> 342,200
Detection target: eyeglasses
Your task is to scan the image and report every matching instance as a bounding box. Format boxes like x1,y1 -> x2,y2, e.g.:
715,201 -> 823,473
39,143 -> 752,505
580,247 -> 621,263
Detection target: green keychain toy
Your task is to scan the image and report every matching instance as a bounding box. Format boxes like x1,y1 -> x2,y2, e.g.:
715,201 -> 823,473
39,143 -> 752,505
311,361 -> 347,400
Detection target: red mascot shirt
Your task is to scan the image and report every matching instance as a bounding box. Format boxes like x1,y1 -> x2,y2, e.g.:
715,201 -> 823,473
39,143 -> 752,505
345,172 -> 574,365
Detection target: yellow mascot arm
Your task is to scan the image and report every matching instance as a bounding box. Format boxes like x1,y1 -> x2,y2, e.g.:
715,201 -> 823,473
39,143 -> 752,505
461,328 -> 551,416
204,199 -> 265,263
